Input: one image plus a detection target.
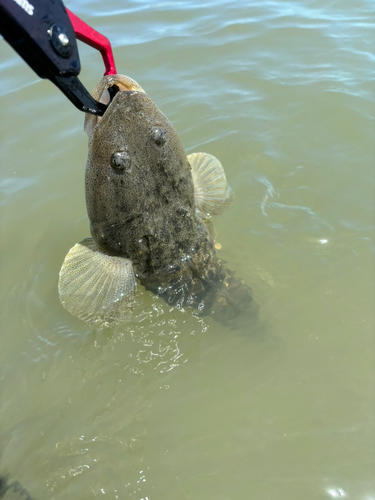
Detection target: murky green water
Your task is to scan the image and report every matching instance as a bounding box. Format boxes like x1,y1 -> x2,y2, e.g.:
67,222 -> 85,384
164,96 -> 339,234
1,1 -> 374,499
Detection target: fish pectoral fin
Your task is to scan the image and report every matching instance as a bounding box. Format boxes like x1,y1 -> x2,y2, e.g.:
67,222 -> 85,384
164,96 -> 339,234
188,152 -> 234,216
58,237 -> 136,329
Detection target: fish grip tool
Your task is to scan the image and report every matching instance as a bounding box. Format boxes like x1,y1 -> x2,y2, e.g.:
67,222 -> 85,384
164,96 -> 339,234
0,0 -> 117,116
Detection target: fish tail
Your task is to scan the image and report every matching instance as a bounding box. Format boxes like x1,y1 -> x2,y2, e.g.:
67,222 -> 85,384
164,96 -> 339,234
163,263 -> 258,326
204,264 -> 258,327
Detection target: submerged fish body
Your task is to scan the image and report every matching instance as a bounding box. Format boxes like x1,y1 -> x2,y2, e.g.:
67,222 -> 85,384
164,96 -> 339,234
59,75 -> 257,328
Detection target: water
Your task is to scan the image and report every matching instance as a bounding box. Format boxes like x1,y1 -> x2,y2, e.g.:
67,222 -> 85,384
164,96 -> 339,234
1,0 -> 374,498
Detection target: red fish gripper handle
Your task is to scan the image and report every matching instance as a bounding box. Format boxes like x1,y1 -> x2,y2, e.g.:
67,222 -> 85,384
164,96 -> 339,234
66,8 -> 117,76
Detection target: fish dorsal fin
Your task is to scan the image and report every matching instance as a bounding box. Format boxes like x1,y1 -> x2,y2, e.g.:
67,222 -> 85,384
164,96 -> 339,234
58,238 -> 136,329
188,152 -> 234,216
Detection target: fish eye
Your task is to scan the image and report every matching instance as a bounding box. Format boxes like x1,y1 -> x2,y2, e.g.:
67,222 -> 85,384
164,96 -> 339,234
151,127 -> 166,146
110,151 -> 131,172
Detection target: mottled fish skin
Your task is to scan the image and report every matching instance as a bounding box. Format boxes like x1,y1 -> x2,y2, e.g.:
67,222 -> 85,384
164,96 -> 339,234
85,79 -> 257,324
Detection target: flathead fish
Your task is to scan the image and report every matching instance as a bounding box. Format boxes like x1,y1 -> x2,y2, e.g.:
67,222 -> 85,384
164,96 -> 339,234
59,75 -> 257,328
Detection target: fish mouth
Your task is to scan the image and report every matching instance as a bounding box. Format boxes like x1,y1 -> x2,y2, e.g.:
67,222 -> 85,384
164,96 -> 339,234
84,74 -> 146,137
98,76 -> 145,106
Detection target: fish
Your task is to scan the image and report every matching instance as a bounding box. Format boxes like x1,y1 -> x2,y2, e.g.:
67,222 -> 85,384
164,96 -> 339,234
58,74 -> 257,328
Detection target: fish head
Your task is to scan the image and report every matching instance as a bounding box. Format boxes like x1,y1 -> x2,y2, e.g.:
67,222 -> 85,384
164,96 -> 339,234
85,76 -> 195,266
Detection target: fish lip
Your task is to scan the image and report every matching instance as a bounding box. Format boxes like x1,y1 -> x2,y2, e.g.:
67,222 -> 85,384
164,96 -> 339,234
112,89 -> 147,102
106,89 -> 147,111
85,91 -> 148,138
93,90 -> 150,132
85,75 -> 147,137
